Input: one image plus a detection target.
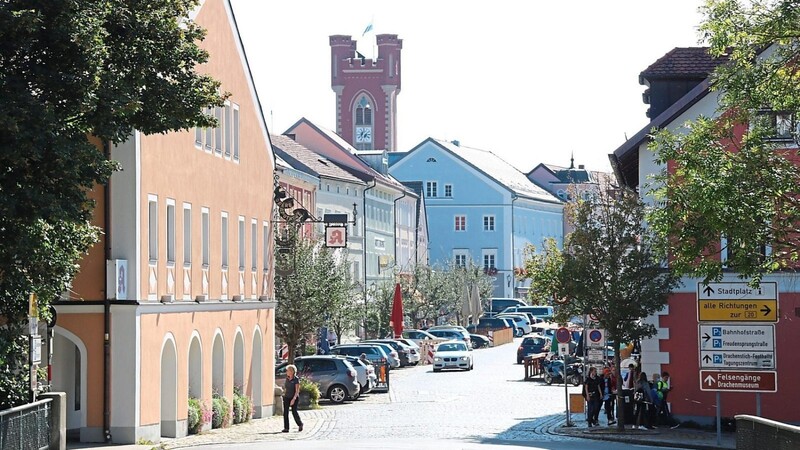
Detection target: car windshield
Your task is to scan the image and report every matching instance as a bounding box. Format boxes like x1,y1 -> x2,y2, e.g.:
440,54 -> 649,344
523,337 -> 546,346
437,343 -> 466,352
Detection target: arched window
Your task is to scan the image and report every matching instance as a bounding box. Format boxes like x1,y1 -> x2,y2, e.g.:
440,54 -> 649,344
354,95 -> 373,150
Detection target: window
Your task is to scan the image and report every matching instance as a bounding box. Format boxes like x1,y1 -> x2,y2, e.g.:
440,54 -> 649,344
166,200 -> 176,263
754,110 -> 797,142
444,184 -> 452,198
263,221 -> 270,271
375,238 -> 385,249
455,215 -> 466,231
183,203 -> 192,265
482,251 -> 496,270
194,124 -> 203,148
224,104 -> 232,158
201,208 -> 210,266
483,215 -> 495,231
426,181 -> 438,198
453,249 -> 469,268
148,197 -> 158,261
233,104 -> 240,161
204,108 -> 213,152
214,106 -> 223,154
238,216 -> 245,270
221,213 -> 229,268
251,219 -> 257,270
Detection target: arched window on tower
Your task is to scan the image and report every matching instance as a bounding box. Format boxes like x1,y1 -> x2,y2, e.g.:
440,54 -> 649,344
354,96 -> 373,150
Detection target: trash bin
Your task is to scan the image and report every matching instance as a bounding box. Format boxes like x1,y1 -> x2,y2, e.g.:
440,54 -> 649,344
569,393 -> 585,413
621,389 -> 635,424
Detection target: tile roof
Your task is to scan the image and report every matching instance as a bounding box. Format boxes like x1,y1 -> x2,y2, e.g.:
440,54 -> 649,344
432,139 -> 561,204
271,134 -> 365,185
640,47 -> 728,80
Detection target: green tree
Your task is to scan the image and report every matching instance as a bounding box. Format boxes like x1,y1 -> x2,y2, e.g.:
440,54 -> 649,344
649,0 -> 800,283
0,0 -> 223,407
523,188 -> 679,431
275,238 -> 352,363
323,253 -> 360,346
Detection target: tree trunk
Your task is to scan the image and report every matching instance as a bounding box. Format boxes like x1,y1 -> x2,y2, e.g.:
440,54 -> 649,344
287,338 -> 297,365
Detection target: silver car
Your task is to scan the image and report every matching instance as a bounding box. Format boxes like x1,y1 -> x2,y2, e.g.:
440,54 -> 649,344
275,356 -> 360,404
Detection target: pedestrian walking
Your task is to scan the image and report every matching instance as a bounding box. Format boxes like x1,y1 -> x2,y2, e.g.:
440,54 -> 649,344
602,368 -> 617,425
282,364 -> 304,433
583,367 -> 603,427
658,371 -> 678,427
634,372 -> 654,429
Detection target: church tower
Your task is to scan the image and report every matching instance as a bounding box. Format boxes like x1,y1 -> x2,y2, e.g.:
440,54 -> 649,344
330,34 -> 402,151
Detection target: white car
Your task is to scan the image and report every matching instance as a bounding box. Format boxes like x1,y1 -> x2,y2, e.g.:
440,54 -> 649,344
497,314 -> 532,336
433,340 -> 473,372
402,329 -> 446,346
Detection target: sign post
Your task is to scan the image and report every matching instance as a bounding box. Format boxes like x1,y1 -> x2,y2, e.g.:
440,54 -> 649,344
556,327 -> 573,427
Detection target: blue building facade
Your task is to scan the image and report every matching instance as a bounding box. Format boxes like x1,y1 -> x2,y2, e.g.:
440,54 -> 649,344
389,138 -> 563,297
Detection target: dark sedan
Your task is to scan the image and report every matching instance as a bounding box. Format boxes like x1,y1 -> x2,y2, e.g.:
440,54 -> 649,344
517,335 -> 550,364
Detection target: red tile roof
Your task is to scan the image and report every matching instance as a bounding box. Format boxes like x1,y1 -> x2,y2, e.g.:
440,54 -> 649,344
640,47 -> 728,80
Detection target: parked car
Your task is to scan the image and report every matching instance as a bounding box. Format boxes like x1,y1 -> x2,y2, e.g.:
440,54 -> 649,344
401,329 -> 445,345
470,333 -> 492,349
500,305 -> 555,321
359,342 -> 401,368
364,339 -> 420,366
427,328 -> 471,347
487,298 -> 527,314
335,355 -> 376,395
497,313 -> 532,336
330,344 -> 391,367
433,340 -> 474,372
275,355 -> 360,403
517,335 -> 551,364
466,317 -> 513,333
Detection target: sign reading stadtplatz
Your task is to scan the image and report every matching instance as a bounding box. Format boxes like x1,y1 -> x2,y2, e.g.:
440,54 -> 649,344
697,282 -> 778,322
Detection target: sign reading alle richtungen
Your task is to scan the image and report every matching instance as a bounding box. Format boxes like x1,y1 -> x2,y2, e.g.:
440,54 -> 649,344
697,282 -> 778,322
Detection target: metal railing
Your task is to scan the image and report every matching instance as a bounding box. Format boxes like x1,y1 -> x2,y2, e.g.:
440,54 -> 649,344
0,398 -> 52,450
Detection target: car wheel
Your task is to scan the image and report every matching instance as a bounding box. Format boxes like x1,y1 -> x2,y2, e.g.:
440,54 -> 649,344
328,384 -> 348,404
515,328 -> 523,337
544,373 -> 553,385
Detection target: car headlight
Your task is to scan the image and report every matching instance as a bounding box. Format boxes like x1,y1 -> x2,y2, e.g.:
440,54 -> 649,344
434,357 -> 441,362
460,356 -> 468,361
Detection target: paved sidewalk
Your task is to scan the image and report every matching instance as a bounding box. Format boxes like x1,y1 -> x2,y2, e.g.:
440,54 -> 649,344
553,412 -> 736,450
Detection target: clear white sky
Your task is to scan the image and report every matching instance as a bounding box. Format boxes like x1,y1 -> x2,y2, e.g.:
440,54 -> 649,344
230,0 -> 706,174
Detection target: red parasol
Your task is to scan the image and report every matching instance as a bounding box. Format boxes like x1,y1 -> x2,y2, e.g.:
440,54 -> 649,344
390,283 -> 404,338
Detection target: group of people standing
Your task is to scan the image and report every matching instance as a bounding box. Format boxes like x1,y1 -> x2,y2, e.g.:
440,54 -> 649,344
583,362 -> 675,429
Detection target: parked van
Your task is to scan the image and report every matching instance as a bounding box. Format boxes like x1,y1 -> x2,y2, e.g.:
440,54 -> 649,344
487,298 -> 527,314
500,305 -> 555,321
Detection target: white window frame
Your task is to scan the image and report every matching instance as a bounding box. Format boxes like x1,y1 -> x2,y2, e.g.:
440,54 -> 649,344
482,248 -> 497,270
238,216 -> 246,271
214,106 -> 223,156
251,219 -> 258,271
148,195 -> 158,262
204,107 -> 213,153
483,215 -> 495,232
201,207 -> 210,266
183,203 -> 192,266
224,102 -> 232,160
221,212 -> 229,269
233,103 -> 240,161
426,181 -> 438,198
262,221 -> 270,272
454,215 -> 467,232
166,199 -> 176,264
453,249 -> 469,268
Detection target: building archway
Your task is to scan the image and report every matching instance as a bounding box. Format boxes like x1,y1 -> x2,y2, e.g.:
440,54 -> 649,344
212,330 -> 225,396
249,327 -> 263,418
188,333 -> 202,399
51,327 -> 88,439
160,335 -> 178,438
233,329 -> 244,393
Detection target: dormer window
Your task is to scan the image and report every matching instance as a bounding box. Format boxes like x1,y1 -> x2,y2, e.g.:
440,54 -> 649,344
426,157 -> 437,163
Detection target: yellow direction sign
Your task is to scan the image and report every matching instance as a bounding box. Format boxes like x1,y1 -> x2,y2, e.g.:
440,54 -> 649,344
697,282 -> 778,322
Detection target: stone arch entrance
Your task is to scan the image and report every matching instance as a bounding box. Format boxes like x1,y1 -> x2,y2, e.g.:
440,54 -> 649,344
51,327 -> 87,439
233,329 -> 244,393
188,333 -> 202,399
160,335 -> 179,438
212,330 -> 225,396
250,327 -> 263,418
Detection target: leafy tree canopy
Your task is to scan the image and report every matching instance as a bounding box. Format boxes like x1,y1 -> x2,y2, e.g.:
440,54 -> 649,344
649,0 -> 800,283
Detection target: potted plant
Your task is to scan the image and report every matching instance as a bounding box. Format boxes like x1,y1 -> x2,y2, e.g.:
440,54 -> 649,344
298,378 -> 320,410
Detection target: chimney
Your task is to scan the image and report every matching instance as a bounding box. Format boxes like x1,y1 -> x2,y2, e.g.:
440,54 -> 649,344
451,140 -> 460,147
578,165 -> 585,169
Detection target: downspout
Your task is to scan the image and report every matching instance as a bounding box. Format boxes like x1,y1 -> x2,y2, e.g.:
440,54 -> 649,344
510,194 -> 517,298
103,140 -> 112,442
362,179 -> 377,339
392,189 -> 407,272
